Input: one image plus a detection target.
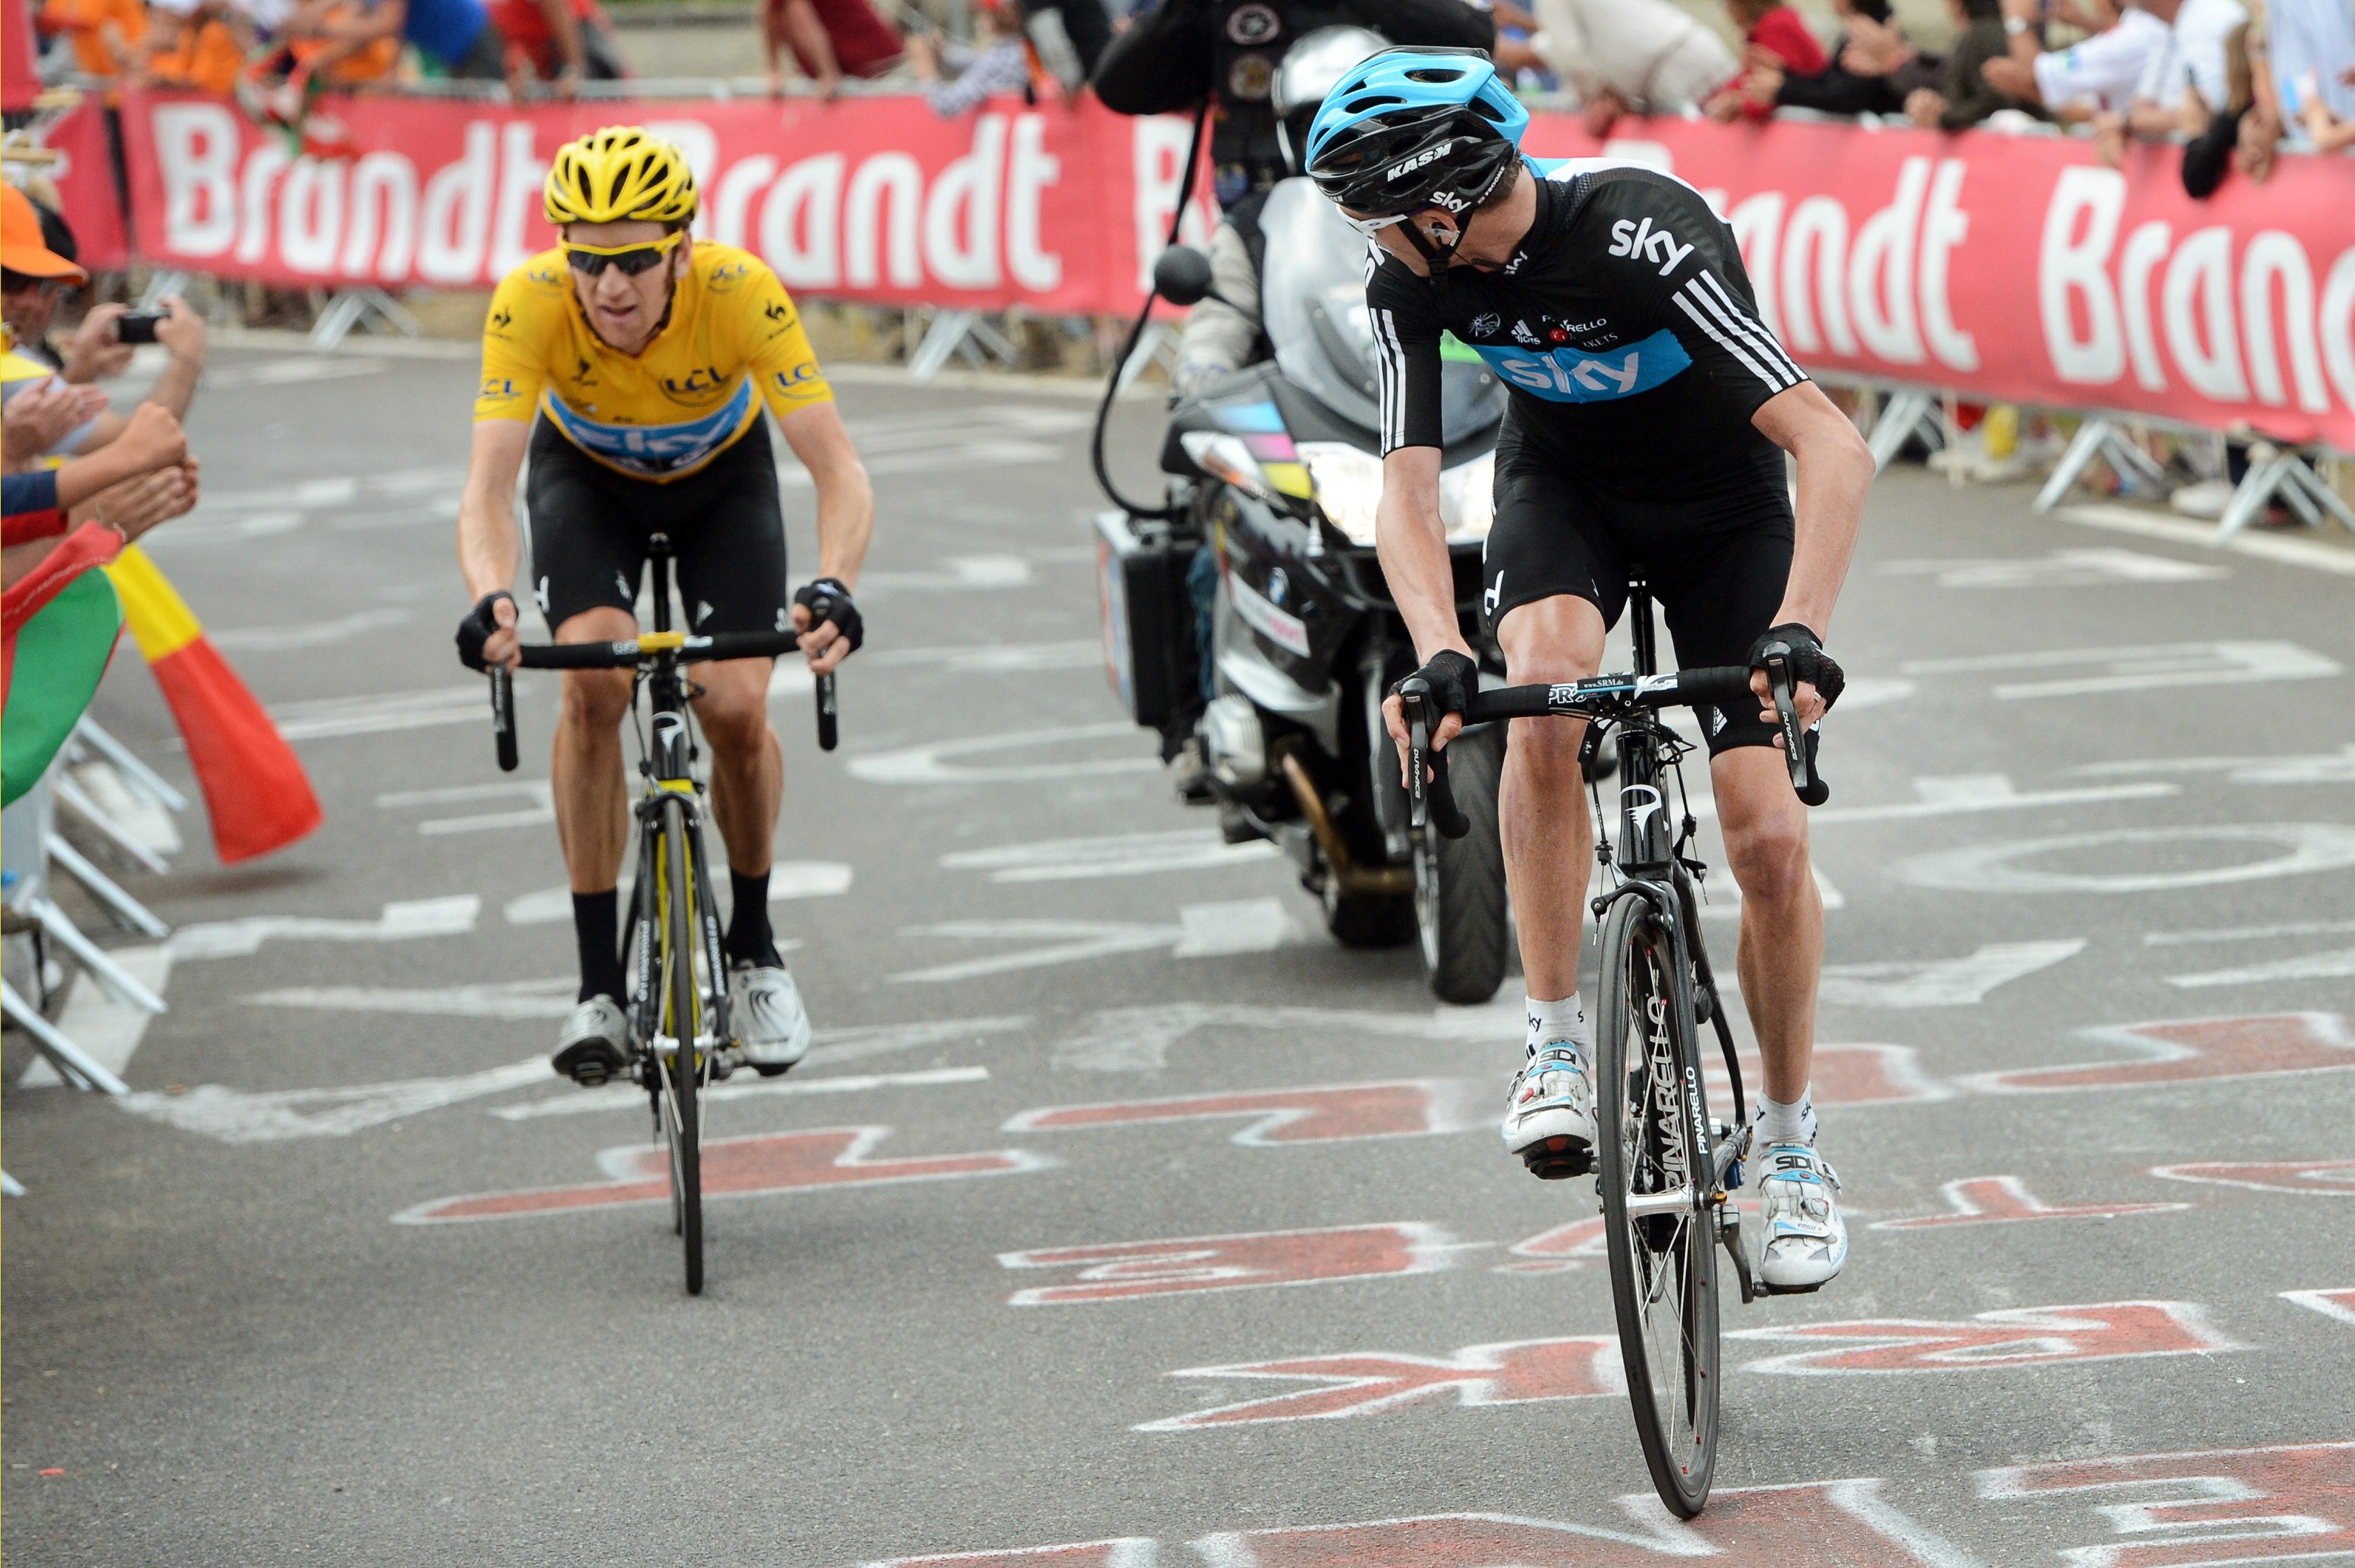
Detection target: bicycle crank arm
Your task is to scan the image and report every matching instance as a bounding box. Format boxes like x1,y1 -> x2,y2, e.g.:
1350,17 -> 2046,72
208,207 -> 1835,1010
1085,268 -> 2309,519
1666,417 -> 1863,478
1716,1205 -> 1757,1305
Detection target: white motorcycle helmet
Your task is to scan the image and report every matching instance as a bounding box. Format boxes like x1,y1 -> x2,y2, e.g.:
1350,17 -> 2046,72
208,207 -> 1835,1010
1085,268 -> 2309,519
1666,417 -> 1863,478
1272,25 -> 1391,179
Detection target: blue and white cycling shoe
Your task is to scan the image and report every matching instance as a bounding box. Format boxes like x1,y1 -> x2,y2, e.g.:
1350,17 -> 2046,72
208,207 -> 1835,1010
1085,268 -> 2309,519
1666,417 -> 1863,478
1503,1044 -> 1596,1176
731,960 -> 812,1075
1756,1141 -> 1848,1291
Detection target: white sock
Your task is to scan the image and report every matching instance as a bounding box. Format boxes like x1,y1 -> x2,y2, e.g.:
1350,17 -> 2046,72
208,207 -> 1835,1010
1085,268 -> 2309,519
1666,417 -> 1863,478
1525,994 -> 1589,1061
1755,1089 -> 1817,1147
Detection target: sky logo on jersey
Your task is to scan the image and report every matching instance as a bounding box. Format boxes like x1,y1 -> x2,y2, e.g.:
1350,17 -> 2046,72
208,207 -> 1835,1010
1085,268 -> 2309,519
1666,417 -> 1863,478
1474,328 -> 1690,404
1608,216 -> 1696,277
544,378 -> 755,476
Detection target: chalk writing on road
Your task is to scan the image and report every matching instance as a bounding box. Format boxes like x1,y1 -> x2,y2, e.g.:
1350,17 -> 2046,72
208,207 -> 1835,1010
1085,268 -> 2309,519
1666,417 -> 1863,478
999,1224 -> 1467,1306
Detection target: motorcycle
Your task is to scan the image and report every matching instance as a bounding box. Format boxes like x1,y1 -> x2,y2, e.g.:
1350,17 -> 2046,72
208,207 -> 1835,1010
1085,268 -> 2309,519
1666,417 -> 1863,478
1092,177 -> 1512,1003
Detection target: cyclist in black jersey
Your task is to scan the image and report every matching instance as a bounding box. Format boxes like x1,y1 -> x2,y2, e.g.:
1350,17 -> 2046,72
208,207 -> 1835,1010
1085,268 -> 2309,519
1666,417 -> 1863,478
1306,48 -> 1877,1291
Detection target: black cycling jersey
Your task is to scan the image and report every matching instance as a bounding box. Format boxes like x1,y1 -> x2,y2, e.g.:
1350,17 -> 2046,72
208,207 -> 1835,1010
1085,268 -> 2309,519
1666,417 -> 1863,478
1368,163 -> 1806,507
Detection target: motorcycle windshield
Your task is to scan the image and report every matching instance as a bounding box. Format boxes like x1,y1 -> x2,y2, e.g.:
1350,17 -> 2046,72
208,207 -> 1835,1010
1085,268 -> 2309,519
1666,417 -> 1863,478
1257,179 -> 1505,449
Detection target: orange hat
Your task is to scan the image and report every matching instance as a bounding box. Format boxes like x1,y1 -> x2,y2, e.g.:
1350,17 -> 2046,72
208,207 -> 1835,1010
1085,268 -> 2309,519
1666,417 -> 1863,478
1,185 -> 87,282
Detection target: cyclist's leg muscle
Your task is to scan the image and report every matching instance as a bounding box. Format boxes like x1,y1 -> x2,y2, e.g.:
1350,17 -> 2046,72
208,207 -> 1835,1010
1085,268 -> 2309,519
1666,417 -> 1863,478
1710,746 -> 1820,1105
551,607 -> 636,894
688,660 -> 781,878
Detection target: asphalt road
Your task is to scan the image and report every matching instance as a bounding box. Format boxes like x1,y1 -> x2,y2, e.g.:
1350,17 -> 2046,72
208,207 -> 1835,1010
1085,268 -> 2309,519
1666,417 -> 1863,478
6,343 -> 2354,1566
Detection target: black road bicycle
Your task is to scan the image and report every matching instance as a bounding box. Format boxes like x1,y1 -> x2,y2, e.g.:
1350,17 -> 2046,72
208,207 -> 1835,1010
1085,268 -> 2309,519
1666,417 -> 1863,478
481,534 -> 838,1295
1400,576 -> 1828,1517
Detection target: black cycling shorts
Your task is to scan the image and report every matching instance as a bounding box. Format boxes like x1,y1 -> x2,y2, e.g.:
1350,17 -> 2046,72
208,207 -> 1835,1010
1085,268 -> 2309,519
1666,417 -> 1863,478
526,418 -> 789,640
1482,414 -> 1792,756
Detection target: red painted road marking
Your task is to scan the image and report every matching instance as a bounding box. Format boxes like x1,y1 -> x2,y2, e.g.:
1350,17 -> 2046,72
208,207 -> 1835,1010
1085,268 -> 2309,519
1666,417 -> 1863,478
1729,1299 -> 2239,1375
1872,1175 -> 2190,1230
2283,1287 -> 2355,1327
2149,1158 -> 2355,1197
1193,1482 -> 1973,1566
1495,1216 -> 1607,1275
398,1127 -> 1050,1223
999,1224 -> 1463,1306
1977,1442 -> 2355,1566
1704,1042 -> 1953,1107
1003,1080 -> 1463,1145
1139,1336 -> 1622,1431
862,1543 -> 1157,1567
1965,1011 -> 2354,1094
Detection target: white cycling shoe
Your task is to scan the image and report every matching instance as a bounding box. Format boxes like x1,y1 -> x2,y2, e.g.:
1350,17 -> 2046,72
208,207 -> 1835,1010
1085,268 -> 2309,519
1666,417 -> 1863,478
1756,1141 -> 1848,1291
1503,1044 -> 1597,1177
731,960 -> 812,1075
553,995 -> 631,1086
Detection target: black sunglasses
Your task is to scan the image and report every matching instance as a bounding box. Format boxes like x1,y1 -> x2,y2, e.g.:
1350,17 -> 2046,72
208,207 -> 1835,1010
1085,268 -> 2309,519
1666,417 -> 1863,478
564,242 -> 677,278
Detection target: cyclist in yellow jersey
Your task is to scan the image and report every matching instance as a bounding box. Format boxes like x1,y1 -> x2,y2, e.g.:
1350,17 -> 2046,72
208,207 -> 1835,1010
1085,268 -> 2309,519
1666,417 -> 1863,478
454,126 -> 875,1084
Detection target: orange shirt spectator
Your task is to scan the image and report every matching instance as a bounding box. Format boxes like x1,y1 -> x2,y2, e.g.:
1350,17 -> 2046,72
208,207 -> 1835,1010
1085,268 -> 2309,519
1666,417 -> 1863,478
39,0 -> 147,78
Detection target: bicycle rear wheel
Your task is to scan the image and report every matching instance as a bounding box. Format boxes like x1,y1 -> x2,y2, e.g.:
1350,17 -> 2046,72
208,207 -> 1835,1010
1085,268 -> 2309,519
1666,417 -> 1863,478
1594,892 -> 1720,1516
657,800 -> 704,1296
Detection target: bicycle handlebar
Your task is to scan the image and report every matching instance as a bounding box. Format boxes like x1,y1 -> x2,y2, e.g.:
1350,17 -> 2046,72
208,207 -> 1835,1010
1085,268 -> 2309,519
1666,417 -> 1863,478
1399,662 -> 1829,840
482,628 -> 835,773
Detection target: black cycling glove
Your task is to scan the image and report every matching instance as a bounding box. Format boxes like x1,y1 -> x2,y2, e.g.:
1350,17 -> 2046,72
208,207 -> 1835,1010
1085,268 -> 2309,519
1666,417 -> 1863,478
1747,622 -> 1844,712
1391,648 -> 1479,725
793,577 -> 864,655
455,591 -> 515,673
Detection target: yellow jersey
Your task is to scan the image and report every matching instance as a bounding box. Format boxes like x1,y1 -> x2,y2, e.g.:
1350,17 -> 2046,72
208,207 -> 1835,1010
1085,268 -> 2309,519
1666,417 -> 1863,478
474,243 -> 834,481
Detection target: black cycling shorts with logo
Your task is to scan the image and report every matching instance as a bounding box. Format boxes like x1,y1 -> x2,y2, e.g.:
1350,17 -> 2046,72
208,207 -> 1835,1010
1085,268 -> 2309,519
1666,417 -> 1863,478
1480,416 -> 1792,756
525,416 -> 790,641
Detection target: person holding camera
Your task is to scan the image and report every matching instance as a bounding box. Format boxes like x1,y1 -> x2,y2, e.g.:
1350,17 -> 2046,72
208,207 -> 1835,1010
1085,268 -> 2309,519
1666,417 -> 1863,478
1,186 -> 208,465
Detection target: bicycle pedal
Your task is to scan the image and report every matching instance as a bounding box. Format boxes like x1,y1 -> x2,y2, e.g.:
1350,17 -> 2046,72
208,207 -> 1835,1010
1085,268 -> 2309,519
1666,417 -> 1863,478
750,1060 -> 796,1079
1522,1138 -> 1594,1180
568,1064 -> 612,1088
1756,1278 -> 1828,1297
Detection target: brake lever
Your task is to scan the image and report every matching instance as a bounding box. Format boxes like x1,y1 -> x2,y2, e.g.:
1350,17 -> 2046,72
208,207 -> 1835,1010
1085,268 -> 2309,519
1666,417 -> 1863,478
1760,646 -> 1829,807
1400,683 -> 1433,832
805,593 -> 840,753
489,667 -> 518,773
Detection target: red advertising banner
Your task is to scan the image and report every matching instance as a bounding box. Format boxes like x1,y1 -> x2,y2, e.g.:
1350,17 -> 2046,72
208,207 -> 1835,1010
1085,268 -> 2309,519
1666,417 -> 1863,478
110,87 -> 2355,450
44,100 -> 131,273
3,0 -> 41,113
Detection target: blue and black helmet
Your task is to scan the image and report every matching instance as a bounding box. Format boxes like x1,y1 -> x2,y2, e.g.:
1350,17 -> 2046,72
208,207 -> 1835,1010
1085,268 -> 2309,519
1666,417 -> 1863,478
1302,47 -> 1529,219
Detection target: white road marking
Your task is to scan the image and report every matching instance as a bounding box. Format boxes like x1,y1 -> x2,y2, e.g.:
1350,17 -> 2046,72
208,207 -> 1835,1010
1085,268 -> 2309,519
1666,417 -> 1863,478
247,977 -> 578,1019
2167,948 -> 2355,988
1817,940 -> 2086,1008
859,555 -> 1036,593
2058,500 -> 2355,577
767,640 -> 1100,699
1052,1000 -> 1518,1073
1901,640 -> 2340,700
1811,773 -> 2177,825
893,900 -> 1301,983
170,895 -> 479,961
942,829 -> 1278,883
2073,744 -> 2355,786
1696,865 -> 1844,917
489,1065 -> 990,1121
212,607 -> 413,652
156,465 -> 469,546
1173,899 -> 1300,957
849,722 -> 1158,785
270,683 -> 514,742
2145,917 -> 2355,946
121,1059 -> 551,1143
501,862 -> 851,925
378,780 -> 554,836
18,948 -> 172,1089
204,355 -> 387,389
1898,823 -> 2355,895
1878,549 -> 2227,588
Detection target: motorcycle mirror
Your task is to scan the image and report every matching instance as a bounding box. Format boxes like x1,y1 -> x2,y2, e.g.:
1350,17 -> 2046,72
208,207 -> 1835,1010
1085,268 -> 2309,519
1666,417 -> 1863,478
1152,246 -> 1215,308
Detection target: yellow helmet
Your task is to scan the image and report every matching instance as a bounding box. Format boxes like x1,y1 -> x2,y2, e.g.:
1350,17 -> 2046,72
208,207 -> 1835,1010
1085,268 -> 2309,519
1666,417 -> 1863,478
543,126 -> 698,228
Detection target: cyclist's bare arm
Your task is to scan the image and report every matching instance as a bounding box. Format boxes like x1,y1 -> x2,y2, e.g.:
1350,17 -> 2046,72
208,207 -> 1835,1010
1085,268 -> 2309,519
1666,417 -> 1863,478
777,401 -> 874,675
1750,381 -> 1873,726
457,419 -> 532,670
1374,443 -> 1464,753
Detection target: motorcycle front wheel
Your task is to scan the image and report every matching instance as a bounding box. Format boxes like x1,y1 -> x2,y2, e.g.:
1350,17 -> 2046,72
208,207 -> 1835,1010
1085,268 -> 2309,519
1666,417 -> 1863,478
1415,724 -> 1510,1004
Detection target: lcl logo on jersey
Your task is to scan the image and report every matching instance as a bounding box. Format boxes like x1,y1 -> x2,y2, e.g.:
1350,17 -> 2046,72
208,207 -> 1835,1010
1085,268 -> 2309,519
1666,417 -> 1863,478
1607,216 -> 1696,277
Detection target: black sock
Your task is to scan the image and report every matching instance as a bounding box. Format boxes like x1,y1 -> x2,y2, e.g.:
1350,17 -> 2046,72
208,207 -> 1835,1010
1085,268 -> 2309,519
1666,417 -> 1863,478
726,869 -> 778,965
573,890 -> 625,1003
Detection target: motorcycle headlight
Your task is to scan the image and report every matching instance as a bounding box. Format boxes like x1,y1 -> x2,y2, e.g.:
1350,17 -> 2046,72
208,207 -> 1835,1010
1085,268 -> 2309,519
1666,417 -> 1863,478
1297,443 -> 1495,547
1297,442 -> 1383,546
1179,430 -> 1275,505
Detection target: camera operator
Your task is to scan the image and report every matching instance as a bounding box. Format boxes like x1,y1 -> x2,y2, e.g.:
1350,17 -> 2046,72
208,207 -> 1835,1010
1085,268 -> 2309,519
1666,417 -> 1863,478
1,187 -> 208,462
1091,0 -> 1494,209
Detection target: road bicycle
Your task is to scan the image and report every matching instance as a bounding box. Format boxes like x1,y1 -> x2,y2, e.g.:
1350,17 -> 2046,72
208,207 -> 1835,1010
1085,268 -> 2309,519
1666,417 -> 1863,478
481,534 -> 838,1295
1399,576 -> 1828,1517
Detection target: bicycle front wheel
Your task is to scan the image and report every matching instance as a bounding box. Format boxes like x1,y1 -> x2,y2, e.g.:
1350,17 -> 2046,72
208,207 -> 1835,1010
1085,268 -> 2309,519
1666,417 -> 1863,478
657,799 -> 704,1297
1594,892 -> 1720,1516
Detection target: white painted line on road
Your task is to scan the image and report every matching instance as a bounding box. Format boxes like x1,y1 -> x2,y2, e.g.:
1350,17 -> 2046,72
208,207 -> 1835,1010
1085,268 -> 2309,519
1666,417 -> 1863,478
2280,1287 -> 2355,1327
489,1065 -> 991,1121
1900,823 -> 2355,895
1819,941 -> 2085,1009
247,977 -> 578,1019
122,1059 -> 551,1143
1815,775 -> 2177,825
171,895 -> 479,961
942,829 -> 1278,883
2058,501 -> 2355,577
212,607 -> 413,652
270,683 -> 517,742
1870,1175 -> 2188,1230
860,555 -> 1035,593
204,355 -> 387,389
1696,865 -> 1844,917
2166,946 -> 2355,988
1879,548 -> 2229,588
2074,743 -> 2355,786
501,862 -> 850,925
2145,917 -> 2355,946
1901,639 -> 2340,699
378,780 -> 554,836
849,723 -> 1158,785
1173,898 -> 1299,957
18,948 -> 172,1089
893,900 -> 1300,982
767,639 -> 1100,700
